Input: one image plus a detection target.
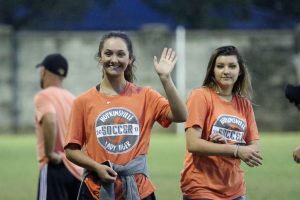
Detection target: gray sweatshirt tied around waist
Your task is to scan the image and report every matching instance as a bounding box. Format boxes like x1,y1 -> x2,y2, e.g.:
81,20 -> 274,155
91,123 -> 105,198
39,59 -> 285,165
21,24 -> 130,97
100,154 -> 149,200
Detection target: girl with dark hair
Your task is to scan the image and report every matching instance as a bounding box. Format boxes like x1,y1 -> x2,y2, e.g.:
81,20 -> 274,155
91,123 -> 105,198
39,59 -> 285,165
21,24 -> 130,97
64,31 -> 187,200
180,45 -> 262,200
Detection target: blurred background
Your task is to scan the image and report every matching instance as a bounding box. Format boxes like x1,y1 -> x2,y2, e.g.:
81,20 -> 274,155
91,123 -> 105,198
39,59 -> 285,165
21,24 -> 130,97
1,0 -> 300,134
1,0 -> 300,133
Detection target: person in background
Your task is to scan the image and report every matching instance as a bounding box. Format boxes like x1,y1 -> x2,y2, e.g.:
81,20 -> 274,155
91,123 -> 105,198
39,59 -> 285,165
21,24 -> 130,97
34,53 -> 83,200
285,84 -> 300,163
64,31 -> 187,200
180,45 -> 262,200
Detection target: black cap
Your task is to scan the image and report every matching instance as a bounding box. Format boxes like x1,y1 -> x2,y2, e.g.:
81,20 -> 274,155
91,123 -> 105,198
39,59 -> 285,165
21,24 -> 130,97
285,84 -> 300,104
36,54 -> 68,77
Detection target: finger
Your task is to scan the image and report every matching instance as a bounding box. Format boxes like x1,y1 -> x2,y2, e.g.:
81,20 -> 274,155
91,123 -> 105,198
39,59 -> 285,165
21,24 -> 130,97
250,154 -> 263,165
170,51 -> 176,61
161,48 -> 167,59
153,56 -> 157,65
246,161 -> 255,167
252,151 -> 263,160
107,167 -> 118,177
104,175 -> 117,183
249,158 -> 261,166
166,48 -> 172,59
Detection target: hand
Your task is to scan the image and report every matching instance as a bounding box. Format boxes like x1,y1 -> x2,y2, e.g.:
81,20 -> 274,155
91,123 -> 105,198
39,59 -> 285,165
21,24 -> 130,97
237,145 -> 262,167
94,164 -> 118,183
49,152 -> 62,165
293,146 -> 300,163
210,133 -> 227,144
153,48 -> 177,78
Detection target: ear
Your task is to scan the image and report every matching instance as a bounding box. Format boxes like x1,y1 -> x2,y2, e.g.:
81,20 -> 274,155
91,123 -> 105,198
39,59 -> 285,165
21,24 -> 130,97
99,57 -> 103,64
128,58 -> 133,65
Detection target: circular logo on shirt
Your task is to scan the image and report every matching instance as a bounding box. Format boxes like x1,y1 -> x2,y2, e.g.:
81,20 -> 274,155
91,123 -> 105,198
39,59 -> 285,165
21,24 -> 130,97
95,107 -> 140,154
212,114 -> 246,144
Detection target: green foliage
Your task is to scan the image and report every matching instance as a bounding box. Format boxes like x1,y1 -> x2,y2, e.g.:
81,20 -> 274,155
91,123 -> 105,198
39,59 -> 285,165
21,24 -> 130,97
0,133 -> 300,199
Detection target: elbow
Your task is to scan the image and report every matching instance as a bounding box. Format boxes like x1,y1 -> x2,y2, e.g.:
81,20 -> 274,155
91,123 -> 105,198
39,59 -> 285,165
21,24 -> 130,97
186,141 -> 199,154
173,112 -> 187,123
45,151 -> 52,159
64,148 -> 72,161
179,113 -> 187,122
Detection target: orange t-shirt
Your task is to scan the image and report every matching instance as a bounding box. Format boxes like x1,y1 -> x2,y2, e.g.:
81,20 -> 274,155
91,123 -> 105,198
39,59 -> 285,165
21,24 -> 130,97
65,82 -> 172,200
180,87 -> 259,200
34,87 -> 83,180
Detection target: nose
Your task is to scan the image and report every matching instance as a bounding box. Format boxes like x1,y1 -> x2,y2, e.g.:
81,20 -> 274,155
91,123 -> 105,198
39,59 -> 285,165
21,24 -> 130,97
110,55 -> 118,63
223,66 -> 230,74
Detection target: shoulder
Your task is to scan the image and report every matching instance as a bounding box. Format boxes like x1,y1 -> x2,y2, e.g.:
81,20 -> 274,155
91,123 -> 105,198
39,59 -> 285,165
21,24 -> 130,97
235,95 -> 253,108
188,86 -> 212,99
126,82 -> 145,94
126,82 -> 156,96
74,87 -> 97,103
34,88 -> 51,102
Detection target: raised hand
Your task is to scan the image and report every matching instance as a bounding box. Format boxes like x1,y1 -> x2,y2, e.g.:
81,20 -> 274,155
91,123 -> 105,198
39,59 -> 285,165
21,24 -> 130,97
153,48 -> 178,78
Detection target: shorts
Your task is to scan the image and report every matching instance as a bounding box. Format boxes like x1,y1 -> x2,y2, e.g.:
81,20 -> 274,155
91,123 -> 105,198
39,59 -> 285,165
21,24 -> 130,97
183,195 -> 246,200
37,162 -> 81,200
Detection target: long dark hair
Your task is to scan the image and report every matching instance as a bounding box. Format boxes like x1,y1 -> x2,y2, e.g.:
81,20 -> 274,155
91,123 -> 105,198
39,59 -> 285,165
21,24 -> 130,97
202,45 -> 252,99
97,31 -> 136,82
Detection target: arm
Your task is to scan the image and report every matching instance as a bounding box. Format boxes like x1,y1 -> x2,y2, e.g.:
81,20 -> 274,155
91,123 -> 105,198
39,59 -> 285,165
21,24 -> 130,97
42,113 -> 61,164
153,48 -> 187,122
186,126 -> 236,156
186,126 -> 262,167
64,143 -> 117,183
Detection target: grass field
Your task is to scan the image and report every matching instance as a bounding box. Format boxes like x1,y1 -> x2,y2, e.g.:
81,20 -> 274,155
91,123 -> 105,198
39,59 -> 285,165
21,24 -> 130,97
0,133 -> 300,200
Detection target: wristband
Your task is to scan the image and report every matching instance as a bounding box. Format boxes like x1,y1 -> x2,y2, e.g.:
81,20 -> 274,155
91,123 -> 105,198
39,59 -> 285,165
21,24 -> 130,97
234,144 -> 239,157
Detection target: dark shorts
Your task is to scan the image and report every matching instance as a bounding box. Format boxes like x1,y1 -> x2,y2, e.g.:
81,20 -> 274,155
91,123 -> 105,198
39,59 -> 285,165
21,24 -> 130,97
37,162 -> 81,200
78,181 -> 156,200
183,195 -> 246,200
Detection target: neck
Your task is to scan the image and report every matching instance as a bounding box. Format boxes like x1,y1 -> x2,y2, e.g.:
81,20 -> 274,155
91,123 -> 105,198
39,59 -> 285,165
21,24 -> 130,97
44,80 -> 63,88
100,78 -> 127,95
215,85 -> 232,96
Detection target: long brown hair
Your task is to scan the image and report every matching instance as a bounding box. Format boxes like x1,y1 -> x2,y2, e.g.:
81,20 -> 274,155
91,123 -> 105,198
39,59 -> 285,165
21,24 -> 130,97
202,45 -> 252,99
97,31 -> 136,82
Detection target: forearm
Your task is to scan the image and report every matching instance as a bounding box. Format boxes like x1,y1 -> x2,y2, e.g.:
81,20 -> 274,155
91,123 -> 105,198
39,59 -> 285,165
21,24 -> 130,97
42,113 -> 61,163
65,147 -> 99,172
159,75 -> 187,122
187,138 -> 236,157
186,127 -> 236,157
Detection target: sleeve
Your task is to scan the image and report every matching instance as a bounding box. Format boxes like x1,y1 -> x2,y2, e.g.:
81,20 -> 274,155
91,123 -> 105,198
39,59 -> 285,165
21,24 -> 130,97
244,101 -> 259,143
146,88 -> 172,128
64,98 -> 86,148
34,93 -> 56,123
185,89 -> 208,130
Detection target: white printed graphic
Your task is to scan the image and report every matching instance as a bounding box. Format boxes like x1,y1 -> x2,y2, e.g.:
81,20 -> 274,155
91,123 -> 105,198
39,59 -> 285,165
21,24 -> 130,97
212,114 -> 246,144
95,108 -> 139,154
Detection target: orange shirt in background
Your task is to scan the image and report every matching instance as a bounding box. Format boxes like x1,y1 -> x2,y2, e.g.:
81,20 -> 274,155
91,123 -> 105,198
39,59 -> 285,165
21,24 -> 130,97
180,87 -> 259,200
34,87 -> 83,180
65,82 -> 172,199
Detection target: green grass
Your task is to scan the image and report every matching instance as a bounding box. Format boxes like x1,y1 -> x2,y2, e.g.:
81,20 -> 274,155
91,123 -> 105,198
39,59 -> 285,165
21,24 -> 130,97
0,133 -> 300,200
